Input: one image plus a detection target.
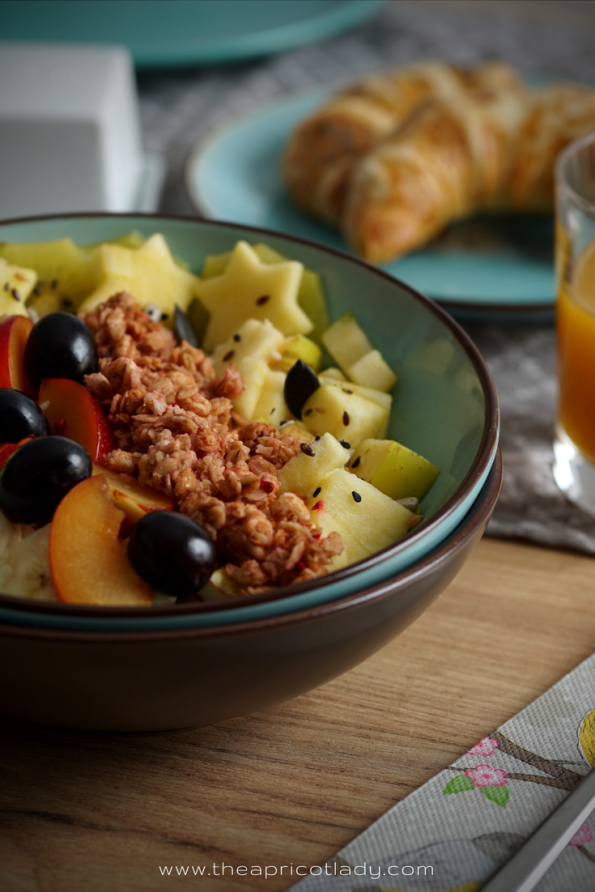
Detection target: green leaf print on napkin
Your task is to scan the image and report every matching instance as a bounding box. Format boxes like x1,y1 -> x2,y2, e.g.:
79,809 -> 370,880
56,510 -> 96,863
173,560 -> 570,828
481,785 -> 510,807
444,775 -> 475,794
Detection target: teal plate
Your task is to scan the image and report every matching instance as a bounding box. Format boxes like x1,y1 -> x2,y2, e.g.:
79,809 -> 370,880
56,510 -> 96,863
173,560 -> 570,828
0,214 -> 498,631
186,88 -> 555,317
2,0 -> 384,68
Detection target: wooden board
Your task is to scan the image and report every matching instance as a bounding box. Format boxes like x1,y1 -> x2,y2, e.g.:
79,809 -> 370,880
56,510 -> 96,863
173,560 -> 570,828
2,537 -> 595,891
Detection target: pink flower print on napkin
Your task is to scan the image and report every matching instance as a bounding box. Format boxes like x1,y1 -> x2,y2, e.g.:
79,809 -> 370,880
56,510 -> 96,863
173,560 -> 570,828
467,736 -> 500,757
465,765 -> 508,788
569,824 -> 593,847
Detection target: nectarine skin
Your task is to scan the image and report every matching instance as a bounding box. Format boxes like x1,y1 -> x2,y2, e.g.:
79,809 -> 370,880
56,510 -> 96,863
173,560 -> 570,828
39,378 -> 114,463
0,315 -> 36,398
50,475 -> 154,606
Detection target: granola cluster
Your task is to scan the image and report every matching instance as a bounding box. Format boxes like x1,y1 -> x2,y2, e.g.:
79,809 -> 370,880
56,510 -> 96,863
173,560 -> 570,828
82,293 -> 343,594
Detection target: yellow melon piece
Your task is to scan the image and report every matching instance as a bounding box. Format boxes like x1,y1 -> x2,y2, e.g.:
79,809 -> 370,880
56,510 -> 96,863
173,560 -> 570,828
233,356 -> 269,420
252,369 -> 291,425
79,233 -> 200,326
210,318 -> 285,378
196,241 -> 312,352
0,238 -> 95,309
278,433 -> 350,496
321,310 -> 373,373
301,384 -> 388,447
0,258 -> 35,317
273,334 -> 322,373
347,349 -> 397,392
307,468 -> 413,565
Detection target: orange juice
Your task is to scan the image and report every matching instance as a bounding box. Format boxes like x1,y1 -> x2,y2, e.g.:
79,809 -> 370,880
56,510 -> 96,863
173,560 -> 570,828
557,239 -> 595,463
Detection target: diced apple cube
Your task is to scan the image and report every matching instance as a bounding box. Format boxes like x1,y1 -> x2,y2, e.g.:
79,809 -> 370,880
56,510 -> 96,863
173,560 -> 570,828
321,311 -> 373,373
273,334 -> 322,373
277,421 -> 315,443
320,367 -> 346,381
319,377 -> 392,411
301,384 -> 388,447
349,439 -> 440,501
210,318 -> 285,377
253,369 -> 291,424
233,356 -> 269,420
347,349 -> 397,392
307,468 -> 413,565
279,433 -> 350,496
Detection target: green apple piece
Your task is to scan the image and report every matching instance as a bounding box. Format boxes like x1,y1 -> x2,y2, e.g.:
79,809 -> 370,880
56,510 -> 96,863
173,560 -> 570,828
349,439 -> 440,501
201,242 -> 330,344
273,334 -> 322,373
253,369 -> 291,425
347,349 -> 397,392
79,234 -> 200,326
196,241 -> 311,352
200,569 -> 241,600
0,259 -> 36,317
321,311 -> 373,374
279,432 -> 350,495
233,356 -> 269,420
307,468 -> 413,565
210,318 -> 285,378
320,367 -> 346,381
277,421 -> 315,443
0,237 -> 96,309
301,384 -> 388,448
318,377 -> 392,411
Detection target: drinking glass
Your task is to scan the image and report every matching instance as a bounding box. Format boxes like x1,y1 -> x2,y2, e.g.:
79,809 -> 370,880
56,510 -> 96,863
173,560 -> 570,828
554,132 -> 595,515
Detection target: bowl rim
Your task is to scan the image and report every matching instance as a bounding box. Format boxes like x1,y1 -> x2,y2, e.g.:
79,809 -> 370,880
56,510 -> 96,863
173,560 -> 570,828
0,447 -> 501,643
0,212 -> 499,618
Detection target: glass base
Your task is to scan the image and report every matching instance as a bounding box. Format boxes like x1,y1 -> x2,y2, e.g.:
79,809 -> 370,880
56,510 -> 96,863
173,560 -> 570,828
553,424 -> 595,518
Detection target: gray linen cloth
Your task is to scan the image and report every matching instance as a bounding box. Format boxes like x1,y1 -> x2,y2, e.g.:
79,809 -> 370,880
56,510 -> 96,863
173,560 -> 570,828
137,0 -> 595,554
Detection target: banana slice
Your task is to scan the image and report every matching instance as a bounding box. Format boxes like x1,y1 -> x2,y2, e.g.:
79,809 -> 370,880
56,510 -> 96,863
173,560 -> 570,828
0,522 -> 57,601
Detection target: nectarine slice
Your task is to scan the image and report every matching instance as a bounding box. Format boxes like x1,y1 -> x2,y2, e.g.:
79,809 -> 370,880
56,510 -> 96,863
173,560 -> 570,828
91,463 -> 174,512
38,378 -> 114,463
0,315 -> 36,398
50,475 -> 154,605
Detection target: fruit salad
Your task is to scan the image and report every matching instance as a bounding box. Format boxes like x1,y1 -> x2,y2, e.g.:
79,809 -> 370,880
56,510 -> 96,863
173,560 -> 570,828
0,235 -> 440,606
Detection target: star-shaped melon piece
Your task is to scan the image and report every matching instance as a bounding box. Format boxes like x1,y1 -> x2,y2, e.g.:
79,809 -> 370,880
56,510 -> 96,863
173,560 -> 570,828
79,234 -> 200,327
196,240 -> 313,352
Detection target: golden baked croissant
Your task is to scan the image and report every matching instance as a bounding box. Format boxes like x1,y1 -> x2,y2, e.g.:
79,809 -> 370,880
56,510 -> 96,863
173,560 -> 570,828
282,61 -> 523,227
283,64 -> 595,264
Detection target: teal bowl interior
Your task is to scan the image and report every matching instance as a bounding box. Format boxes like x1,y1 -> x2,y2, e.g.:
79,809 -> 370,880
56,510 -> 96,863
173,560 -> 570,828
0,214 -> 499,631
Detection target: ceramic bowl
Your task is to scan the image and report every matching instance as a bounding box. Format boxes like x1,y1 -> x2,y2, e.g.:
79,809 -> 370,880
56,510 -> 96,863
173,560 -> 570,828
0,214 -> 498,632
0,450 -> 501,732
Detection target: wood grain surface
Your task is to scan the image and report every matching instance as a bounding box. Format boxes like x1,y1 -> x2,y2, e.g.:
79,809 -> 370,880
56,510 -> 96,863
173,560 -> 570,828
2,537 -> 595,892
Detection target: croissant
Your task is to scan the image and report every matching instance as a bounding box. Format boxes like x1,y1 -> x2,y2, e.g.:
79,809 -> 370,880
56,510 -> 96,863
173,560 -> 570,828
282,61 -> 523,227
283,64 -> 595,264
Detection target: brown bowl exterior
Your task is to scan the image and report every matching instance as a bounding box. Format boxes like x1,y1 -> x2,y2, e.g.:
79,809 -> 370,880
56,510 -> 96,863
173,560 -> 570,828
0,451 -> 501,732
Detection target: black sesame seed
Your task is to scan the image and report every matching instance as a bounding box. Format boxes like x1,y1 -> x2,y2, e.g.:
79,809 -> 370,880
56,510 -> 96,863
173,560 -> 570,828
233,333 -> 241,342
343,411 -> 350,426
3,282 -> 9,292
304,408 -> 313,416
11,288 -> 20,301
62,297 -> 73,307
270,408 -> 276,414
340,440 -> 350,448
51,279 -> 58,289
352,456 -> 361,468
223,349 -> 235,362
256,295 -> 270,306
300,443 -> 315,456
313,486 -> 321,498
314,435 -> 320,441
342,388 -> 353,394
352,491 -> 362,503
161,312 -> 168,320
32,286 -> 41,296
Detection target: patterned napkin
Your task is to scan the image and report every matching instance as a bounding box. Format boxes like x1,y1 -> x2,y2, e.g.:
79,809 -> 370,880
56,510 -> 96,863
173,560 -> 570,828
289,653 -> 595,891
